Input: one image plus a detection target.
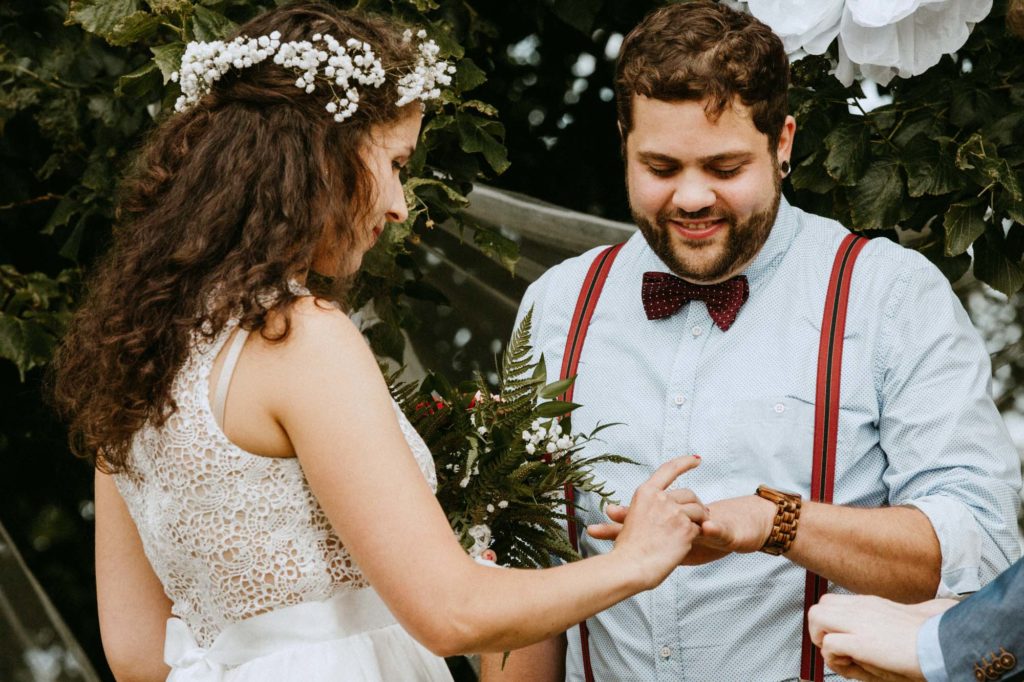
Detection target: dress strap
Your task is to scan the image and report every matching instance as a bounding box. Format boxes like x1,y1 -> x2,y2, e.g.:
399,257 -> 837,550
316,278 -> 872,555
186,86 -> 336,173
212,327 -> 250,429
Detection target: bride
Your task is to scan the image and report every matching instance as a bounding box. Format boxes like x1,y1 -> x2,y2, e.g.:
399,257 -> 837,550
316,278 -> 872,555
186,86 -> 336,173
52,3 -> 707,680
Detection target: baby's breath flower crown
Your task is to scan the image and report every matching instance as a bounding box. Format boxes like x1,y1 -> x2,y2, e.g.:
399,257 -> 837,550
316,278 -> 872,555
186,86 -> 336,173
171,28 -> 455,121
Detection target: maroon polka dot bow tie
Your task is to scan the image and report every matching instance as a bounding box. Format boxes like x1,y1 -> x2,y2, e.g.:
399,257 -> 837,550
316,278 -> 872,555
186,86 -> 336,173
641,272 -> 749,331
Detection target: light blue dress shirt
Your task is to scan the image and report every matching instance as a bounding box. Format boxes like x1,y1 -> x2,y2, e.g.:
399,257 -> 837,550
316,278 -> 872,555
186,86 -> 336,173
918,614 -> 948,681
517,198 -> 1022,681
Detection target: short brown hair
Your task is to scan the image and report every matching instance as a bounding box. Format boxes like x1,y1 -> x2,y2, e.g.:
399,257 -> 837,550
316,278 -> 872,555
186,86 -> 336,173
615,1 -> 789,148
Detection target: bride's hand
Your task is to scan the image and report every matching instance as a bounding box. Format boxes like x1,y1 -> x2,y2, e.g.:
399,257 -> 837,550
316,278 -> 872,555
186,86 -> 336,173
596,455 -> 706,588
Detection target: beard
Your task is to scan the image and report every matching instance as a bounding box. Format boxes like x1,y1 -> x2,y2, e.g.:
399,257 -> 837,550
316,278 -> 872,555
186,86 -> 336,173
632,180 -> 782,283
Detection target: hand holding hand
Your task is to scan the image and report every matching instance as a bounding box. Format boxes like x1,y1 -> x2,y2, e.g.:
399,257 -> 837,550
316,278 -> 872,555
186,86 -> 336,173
808,593 -> 957,681
599,455 -> 705,589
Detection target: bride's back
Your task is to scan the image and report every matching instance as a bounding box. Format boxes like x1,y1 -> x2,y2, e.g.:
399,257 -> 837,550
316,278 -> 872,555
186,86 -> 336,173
115,320 -> 368,648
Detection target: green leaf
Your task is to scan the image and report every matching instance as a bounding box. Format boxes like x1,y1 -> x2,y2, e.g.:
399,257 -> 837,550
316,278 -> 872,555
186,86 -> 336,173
456,113 -> 509,174
918,239 -> 972,284
116,61 -> 161,98
823,123 -> 869,186
539,377 -> 575,400
790,152 -> 835,194
107,10 -> 161,46
973,232 -> 1024,295
534,400 -> 582,418
42,196 -> 78,235
151,42 -> 185,84
191,6 -> 236,42
67,0 -> 140,37
455,58 -> 487,94
472,224 -> 518,272
902,135 -> 966,198
955,133 -> 1020,200
0,313 -> 57,380
365,319 -> 406,362
547,0 -> 602,34
850,158 -> 904,230
943,200 -> 987,256
405,177 -> 469,207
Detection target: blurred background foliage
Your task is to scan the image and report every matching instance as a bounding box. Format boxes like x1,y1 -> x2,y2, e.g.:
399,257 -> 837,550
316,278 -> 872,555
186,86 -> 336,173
1,0 -> 1022,678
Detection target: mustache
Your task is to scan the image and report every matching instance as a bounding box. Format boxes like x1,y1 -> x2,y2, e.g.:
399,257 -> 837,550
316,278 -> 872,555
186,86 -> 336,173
657,207 -> 735,223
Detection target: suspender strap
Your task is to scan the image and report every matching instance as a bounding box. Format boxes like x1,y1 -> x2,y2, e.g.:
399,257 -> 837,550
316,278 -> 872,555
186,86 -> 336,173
559,243 -> 624,682
800,233 -> 868,682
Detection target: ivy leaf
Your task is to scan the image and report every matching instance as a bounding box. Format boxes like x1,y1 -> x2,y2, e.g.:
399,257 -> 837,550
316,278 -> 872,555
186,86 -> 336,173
955,133 -> 1021,200
151,42 -> 185,84
455,58 -> 487,95
456,112 -> 509,174
0,313 -> 56,380
823,123 -> 869,186
950,85 -> 998,129
943,200 -> 987,256
973,231 -> 1024,295
472,224 -> 518,272
107,10 -> 161,46
851,157 -> 904,230
116,61 -> 161,98
918,239 -> 972,284
546,0 -> 602,34
191,6 -> 236,42
67,0 -> 141,37
791,152 -> 836,194
461,99 -> 498,117
902,135 -> 965,198
42,196 -> 78,235
365,320 -> 406,362
406,177 -> 469,208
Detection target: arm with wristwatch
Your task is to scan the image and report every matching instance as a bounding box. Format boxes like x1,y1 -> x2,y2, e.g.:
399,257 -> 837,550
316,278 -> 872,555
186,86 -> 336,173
590,484 -> 942,603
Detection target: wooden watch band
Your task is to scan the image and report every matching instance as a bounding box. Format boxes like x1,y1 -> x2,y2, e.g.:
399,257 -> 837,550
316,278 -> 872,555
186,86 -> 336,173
756,485 -> 802,555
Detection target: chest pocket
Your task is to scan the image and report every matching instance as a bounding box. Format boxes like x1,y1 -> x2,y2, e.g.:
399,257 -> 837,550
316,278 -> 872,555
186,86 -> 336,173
726,397 -> 817,494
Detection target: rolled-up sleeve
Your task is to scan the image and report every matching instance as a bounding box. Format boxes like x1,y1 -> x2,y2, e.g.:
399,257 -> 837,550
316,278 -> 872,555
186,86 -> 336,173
876,263 -> 1022,595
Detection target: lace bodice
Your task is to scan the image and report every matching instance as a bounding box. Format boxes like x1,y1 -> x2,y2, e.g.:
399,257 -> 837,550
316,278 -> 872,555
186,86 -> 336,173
114,319 -> 437,648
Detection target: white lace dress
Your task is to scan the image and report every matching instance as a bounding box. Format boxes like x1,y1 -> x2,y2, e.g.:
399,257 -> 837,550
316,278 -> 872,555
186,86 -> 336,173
114,319 -> 454,681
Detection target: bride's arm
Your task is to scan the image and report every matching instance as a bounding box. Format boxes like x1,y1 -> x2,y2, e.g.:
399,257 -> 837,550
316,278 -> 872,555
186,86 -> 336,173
257,299 -> 701,657
95,472 -> 173,681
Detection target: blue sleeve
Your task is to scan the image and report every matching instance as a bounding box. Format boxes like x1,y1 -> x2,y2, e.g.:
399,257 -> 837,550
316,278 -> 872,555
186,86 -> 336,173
938,557 -> 1024,681
917,614 -> 948,682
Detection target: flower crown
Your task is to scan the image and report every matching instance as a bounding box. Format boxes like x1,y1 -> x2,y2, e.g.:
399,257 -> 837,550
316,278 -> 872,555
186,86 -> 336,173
171,28 -> 455,121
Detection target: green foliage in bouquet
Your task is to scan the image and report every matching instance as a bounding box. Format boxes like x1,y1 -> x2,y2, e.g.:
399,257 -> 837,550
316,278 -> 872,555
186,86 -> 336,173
390,308 -> 635,568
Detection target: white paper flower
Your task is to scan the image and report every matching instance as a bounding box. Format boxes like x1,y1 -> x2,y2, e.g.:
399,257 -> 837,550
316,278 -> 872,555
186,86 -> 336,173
741,0 -> 993,86
467,524 -> 492,559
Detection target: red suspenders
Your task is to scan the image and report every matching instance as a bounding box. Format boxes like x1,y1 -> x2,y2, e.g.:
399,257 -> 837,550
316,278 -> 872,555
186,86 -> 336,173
801,233 -> 869,681
559,234 -> 867,682
557,242 -> 625,682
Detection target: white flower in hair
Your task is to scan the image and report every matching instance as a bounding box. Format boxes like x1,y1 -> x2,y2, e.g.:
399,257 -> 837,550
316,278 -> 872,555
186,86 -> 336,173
171,27 -> 454,120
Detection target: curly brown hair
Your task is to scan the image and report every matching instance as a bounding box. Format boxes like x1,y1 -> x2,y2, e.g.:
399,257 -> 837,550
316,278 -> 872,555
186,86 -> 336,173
615,0 -> 789,149
52,2 -> 419,473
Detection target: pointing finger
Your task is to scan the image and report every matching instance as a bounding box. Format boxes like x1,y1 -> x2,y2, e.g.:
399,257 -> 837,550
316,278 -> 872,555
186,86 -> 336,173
643,455 -> 701,491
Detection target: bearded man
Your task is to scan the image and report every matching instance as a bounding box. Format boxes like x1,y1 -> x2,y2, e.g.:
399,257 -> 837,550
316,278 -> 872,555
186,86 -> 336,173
482,2 -> 1022,680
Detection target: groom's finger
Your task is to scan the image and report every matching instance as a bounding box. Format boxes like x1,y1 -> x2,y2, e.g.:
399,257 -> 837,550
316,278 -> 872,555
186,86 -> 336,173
641,455 -> 701,492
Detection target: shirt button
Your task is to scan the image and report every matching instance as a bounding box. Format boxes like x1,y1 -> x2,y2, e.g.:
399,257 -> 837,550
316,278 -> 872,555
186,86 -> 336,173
674,394 -> 686,406
659,645 -> 673,660
774,403 -> 786,414
691,325 -> 703,337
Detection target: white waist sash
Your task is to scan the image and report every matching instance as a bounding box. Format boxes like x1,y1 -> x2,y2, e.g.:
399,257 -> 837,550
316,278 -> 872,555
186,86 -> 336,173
165,587 -> 398,681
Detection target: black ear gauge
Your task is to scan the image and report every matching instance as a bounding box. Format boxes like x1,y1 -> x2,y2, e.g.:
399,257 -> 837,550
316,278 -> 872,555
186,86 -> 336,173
780,160 -> 791,177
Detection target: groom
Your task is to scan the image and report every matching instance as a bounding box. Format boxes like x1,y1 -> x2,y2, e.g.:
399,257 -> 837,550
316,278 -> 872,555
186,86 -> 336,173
483,2 -> 1021,681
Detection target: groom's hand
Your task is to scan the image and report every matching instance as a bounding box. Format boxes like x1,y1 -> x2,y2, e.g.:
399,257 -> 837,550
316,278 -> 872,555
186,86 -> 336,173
586,486 -> 707,544
591,494 -> 777,565
684,495 -> 776,564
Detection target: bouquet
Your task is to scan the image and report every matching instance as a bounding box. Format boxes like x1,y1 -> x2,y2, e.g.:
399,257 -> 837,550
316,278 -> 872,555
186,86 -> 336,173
389,308 -> 634,568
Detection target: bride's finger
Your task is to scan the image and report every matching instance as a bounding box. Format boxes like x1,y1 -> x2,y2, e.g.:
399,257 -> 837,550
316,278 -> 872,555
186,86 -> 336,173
586,521 -> 623,540
640,455 -> 701,492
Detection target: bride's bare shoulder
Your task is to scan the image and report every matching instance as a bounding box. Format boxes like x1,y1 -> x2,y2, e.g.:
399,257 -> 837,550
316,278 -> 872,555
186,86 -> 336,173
256,296 -> 371,364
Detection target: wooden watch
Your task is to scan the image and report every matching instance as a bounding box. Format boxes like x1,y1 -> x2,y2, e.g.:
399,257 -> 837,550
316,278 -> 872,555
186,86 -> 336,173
755,485 -> 802,555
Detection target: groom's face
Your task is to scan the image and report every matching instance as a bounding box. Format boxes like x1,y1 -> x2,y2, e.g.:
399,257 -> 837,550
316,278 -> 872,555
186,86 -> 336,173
624,95 -> 794,284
